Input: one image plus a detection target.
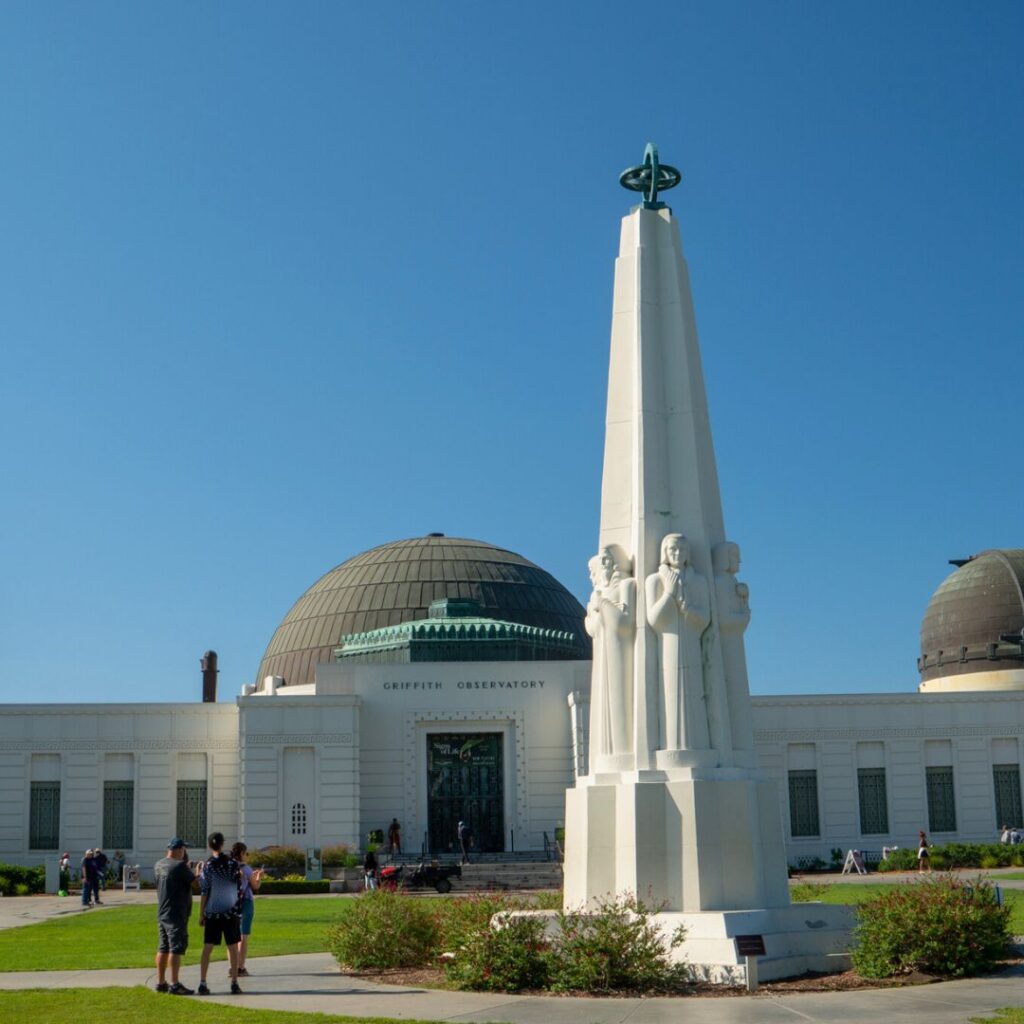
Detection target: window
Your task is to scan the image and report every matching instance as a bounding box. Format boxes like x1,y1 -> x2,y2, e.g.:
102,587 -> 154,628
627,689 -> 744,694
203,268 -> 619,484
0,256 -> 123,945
103,782 -> 134,849
788,770 -> 820,837
858,768 -> 889,835
994,764 -> 1023,828
926,766 -> 957,832
291,802 -> 307,835
29,782 -> 60,849
176,781 -> 207,848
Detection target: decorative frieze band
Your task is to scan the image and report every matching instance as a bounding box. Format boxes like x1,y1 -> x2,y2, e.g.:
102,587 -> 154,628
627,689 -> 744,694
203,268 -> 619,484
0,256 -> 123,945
243,733 -> 353,745
755,726 -> 1024,742
0,737 -> 237,752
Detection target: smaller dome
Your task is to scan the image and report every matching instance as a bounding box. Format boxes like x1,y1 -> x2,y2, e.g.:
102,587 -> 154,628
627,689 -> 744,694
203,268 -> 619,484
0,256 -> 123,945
919,549 -> 1024,690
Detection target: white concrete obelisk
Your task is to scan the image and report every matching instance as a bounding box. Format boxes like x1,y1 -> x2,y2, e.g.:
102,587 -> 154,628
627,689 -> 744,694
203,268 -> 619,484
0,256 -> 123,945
563,147 -> 850,980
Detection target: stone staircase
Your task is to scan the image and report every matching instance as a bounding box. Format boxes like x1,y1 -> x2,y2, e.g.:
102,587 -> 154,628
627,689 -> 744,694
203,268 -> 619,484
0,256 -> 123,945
381,852 -> 563,892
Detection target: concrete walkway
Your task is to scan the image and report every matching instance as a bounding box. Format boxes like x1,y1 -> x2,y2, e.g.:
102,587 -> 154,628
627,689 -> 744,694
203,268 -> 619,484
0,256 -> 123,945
0,952 -> 1022,1023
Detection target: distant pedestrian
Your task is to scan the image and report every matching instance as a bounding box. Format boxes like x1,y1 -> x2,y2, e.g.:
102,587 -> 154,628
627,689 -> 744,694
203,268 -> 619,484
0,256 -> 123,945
363,849 -> 378,891
113,850 -> 126,882
93,848 -> 109,891
457,820 -> 471,865
917,830 -> 931,873
197,832 -> 244,996
387,818 -> 402,856
1001,825 -> 1011,844
154,838 -> 195,995
80,849 -> 99,908
230,842 -> 263,977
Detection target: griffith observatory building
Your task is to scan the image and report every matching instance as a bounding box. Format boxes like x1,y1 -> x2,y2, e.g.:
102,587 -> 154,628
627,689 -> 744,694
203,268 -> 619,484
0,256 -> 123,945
2,536 -> 1023,874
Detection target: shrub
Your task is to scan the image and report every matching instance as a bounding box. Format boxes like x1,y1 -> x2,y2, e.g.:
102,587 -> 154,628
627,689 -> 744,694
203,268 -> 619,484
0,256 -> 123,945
259,879 -> 329,894
443,914 -> 550,992
252,846 -> 305,877
876,848 -> 918,872
322,844 -> 362,870
436,894 -> 523,952
790,881 -> 827,902
0,864 -> 45,896
326,888 -> 439,969
548,894 -> 688,993
531,890 -> 562,911
852,875 -> 1010,978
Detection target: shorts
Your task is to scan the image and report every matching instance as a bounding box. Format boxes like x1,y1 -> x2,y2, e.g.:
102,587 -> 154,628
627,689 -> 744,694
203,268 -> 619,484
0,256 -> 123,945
157,918 -> 189,955
204,915 -> 242,946
240,898 -> 255,936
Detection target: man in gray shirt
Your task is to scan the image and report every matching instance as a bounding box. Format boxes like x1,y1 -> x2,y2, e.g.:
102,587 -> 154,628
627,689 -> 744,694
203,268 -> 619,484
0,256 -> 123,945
154,837 -> 195,994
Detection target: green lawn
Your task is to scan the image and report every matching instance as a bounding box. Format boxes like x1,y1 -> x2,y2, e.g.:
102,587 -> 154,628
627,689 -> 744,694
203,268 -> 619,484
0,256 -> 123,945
0,899 -> 350,972
0,988 -> 459,1024
991,872 -> 1024,881
971,1012 -> 1024,1024
792,882 -> 1024,932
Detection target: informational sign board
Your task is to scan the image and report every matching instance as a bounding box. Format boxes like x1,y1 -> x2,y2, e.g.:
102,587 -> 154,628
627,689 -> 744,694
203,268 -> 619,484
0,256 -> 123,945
841,849 -> 867,875
122,865 -> 141,891
735,934 -> 766,957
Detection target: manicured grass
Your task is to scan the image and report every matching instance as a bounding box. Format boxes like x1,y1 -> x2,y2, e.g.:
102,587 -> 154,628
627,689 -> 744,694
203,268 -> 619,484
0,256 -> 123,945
992,872 -> 1024,881
0,987 -> 457,1024
793,882 -> 1024,933
971,1012 -> 1024,1024
0,899 -> 351,972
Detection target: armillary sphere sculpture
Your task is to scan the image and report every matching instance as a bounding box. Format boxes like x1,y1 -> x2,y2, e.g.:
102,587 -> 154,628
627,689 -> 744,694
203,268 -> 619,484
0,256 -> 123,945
619,143 -> 681,209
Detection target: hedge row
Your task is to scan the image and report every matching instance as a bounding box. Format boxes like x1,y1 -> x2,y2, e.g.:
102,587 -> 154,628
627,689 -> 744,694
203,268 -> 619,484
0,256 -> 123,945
0,864 -> 45,896
258,879 -> 331,894
877,842 -> 1024,872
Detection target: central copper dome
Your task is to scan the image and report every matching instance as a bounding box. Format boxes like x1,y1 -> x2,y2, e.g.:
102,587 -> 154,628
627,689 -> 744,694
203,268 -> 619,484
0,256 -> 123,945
256,535 -> 590,686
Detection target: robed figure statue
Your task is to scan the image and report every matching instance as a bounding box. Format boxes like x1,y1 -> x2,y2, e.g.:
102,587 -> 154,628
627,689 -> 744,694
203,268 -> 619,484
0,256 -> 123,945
645,533 -> 711,752
585,544 -> 636,761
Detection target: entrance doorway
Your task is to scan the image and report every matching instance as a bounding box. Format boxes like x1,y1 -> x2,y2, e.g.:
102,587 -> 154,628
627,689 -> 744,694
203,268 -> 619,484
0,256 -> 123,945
426,733 -> 504,854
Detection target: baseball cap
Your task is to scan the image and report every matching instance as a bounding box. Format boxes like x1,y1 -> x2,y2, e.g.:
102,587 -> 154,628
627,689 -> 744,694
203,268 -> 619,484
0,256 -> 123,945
167,837 -> 188,850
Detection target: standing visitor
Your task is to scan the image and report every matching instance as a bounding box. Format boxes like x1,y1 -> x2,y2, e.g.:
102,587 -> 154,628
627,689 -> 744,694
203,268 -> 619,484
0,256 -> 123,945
457,820 -> 471,865
917,831 -> 931,873
363,848 -> 378,890
112,850 -> 126,882
94,848 -> 109,892
59,852 -> 71,895
197,831 -> 244,995
154,838 -> 195,995
387,818 -> 402,856
80,849 -> 97,908
230,842 -> 263,977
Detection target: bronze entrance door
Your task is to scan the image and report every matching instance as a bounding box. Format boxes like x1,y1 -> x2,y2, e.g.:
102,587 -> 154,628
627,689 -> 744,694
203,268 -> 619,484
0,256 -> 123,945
426,733 -> 504,854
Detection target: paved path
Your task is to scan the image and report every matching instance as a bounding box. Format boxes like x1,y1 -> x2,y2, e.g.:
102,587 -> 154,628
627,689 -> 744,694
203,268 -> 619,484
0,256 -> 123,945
0,952 -> 1022,1023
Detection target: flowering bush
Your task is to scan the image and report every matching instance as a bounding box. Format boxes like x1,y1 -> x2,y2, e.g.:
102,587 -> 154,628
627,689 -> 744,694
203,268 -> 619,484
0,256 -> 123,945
443,914 -> 550,991
852,875 -> 1010,978
326,888 -> 439,969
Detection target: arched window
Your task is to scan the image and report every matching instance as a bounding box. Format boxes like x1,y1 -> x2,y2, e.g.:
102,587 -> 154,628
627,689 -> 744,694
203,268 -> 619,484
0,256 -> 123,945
291,802 -> 307,835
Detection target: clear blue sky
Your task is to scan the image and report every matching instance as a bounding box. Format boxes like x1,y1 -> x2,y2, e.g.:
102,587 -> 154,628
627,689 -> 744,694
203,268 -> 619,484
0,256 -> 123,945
1,2 -> 1021,702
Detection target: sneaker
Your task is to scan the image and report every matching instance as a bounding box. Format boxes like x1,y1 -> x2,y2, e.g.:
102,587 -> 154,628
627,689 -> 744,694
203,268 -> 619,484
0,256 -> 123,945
237,967 -> 249,976
230,981 -> 243,995
155,982 -> 169,993
168,982 -> 193,995
196,982 -> 210,995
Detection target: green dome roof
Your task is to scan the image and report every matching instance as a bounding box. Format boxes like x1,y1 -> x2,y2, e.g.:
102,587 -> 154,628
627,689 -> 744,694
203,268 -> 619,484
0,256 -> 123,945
256,535 -> 590,686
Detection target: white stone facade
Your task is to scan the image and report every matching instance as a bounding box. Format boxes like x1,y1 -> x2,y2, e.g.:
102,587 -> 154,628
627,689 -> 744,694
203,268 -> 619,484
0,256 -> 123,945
2,680 -> 1021,875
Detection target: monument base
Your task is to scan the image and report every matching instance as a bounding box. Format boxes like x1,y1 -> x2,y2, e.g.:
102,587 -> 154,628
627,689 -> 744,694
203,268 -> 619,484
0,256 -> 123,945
507,904 -> 854,985
560,772 -> 853,982
563,771 -> 791,912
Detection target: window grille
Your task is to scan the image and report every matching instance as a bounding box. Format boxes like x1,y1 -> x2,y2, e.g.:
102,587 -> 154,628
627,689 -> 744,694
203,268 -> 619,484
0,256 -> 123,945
176,781 -> 208,848
993,764 -> 1023,828
103,782 -> 134,849
926,766 -> 957,832
788,769 -> 820,837
291,802 -> 307,835
29,782 -> 60,850
857,768 -> 889,835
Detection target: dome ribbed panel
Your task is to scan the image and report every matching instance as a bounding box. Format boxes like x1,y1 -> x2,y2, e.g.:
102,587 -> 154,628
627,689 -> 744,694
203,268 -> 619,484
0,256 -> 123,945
256,536 -> 590,685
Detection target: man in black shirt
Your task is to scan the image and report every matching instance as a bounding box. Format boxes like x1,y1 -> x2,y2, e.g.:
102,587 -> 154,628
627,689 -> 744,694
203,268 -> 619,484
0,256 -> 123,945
154,837 -> 195,994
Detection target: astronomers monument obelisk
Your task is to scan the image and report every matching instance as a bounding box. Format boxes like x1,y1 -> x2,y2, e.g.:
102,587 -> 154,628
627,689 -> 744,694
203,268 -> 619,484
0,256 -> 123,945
562,146 -> 849,980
